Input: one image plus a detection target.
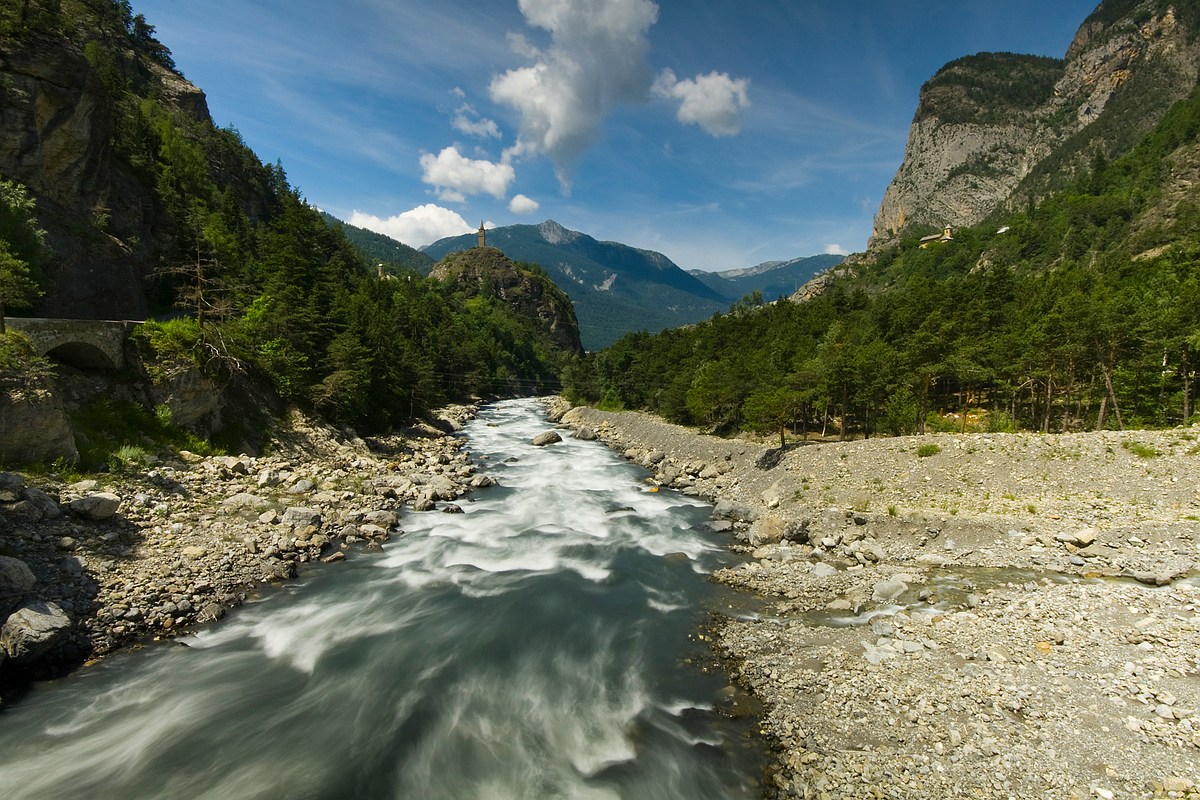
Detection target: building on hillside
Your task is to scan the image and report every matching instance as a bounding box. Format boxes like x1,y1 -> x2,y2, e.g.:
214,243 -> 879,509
477,220 -> 486,248
919,225 -> 953,248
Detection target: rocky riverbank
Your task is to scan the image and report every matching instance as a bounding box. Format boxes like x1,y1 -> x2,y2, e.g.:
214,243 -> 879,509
552,400 -> 1200,800
0,404 -> 489,690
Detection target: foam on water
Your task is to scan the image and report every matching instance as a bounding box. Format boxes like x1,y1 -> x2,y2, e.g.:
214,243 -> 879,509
0,398 -> 765,799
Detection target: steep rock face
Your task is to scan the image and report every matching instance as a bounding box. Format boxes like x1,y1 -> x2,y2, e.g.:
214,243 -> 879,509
0,16 -> 216,319
871,2 -> 1200,248
430,246 -> 584,356
0,389 -> 77,465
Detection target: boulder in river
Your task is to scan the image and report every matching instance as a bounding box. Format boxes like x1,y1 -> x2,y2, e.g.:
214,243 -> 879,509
532,431 -> 563,447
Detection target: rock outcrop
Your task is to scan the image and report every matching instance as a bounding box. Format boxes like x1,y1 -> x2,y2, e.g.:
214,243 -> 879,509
430,246 -> 584,356
871,3 -> 1200,248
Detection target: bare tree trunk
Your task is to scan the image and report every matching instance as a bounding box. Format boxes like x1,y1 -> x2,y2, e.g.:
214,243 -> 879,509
1097,393 -> 1108,431
1183,347 -> 1192,422
1042,376 -> 1053,434
1100,362 -> 1124,431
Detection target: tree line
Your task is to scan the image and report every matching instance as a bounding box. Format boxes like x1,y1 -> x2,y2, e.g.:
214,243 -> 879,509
563,85 -> 1200,441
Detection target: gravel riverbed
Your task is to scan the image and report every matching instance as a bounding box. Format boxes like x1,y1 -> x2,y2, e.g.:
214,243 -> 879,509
1,405 -> 485,685
553,400 -> 1200,800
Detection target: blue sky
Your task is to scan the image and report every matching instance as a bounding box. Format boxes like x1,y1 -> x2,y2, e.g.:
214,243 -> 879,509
135,0 -> 1098,271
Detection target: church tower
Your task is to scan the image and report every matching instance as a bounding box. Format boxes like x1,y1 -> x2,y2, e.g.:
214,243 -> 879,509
477,220 -> 486,248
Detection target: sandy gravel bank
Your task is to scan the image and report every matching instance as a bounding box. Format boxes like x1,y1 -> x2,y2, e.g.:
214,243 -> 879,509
553,400 -> 1200,800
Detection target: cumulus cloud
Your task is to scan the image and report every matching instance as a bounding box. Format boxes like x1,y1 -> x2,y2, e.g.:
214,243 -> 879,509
509,194 -> 540,214
653,69 -> 750,137
348,205 -> 472,248
419,146 -> 515,202
824,243 -> 850,256
490,0 -> 659,185
452,104 -> 501,139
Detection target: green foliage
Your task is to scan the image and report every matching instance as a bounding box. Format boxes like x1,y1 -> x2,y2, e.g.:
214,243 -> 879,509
69,396 -> 219,471
919,53 -> 1063,125
0,330 -> 54,391
1121,440 -> 1161,458
563,85 -> 1200,439
916,443 -> 942,458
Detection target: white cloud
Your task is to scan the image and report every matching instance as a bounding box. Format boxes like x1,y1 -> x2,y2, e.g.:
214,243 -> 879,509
452,104 -> 501,139
348,205 -> 472,248
824,243 -> 850,256
509,194 -> 540,214
490,0 -> 659,186
653,69 -> 750,137
419,146 -> 515,202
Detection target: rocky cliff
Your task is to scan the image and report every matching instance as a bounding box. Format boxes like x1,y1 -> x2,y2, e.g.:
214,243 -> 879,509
0,4 -> 267,319
871,1 -> 1200,247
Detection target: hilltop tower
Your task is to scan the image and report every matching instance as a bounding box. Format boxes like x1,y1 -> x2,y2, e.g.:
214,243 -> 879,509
477,220 -> 486,248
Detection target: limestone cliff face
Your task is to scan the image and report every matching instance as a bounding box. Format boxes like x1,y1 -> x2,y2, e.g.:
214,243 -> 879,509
871,2 -> 1200,248
0,16 -> 213,319
431,247 -> 584,356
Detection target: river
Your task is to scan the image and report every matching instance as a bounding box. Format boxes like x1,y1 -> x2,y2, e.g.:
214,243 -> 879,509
0,399 -> 767,799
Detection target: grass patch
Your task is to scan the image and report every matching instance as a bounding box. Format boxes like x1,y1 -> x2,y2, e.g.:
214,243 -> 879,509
70,398 -> 222,472
917,443 -> 941,458
1122,440 -> 1161,459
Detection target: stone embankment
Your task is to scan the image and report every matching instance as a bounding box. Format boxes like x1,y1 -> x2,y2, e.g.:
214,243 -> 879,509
552,400 -> 1200,800
0,405 -> 488,686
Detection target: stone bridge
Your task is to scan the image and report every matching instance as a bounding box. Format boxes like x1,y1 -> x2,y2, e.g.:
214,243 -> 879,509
5,317 -> 142,370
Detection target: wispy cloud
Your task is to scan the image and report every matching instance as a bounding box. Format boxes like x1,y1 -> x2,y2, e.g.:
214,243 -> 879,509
451,104 -> 502,139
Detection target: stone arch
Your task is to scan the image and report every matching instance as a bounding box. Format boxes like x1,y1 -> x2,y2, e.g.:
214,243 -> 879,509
42,339 -> 122,370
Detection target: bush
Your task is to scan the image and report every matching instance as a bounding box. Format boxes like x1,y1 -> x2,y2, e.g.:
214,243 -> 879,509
917,443 -> 942,457
0,330 -> 54,391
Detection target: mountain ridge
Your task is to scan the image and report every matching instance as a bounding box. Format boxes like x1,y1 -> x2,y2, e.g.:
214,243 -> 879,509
870,0 -> 1200,249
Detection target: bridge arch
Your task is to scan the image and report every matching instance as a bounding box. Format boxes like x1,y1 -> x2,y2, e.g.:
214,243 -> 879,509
4,318 -> 137,371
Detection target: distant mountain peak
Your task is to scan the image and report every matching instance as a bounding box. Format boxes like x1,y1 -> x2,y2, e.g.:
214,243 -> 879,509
538,219 -> 579,245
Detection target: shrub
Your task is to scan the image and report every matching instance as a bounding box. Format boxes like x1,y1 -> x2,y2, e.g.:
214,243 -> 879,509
917,443 -> 942,457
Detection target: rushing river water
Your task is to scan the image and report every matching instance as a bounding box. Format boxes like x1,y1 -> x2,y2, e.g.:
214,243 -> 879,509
0,399 -> 767,799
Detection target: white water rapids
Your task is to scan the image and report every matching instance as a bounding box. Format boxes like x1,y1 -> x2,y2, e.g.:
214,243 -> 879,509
0,399 -> 766,799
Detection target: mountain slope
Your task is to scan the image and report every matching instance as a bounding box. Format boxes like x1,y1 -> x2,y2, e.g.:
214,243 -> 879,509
319,212 -> 434,275
423,220 -> 728,349
689,254 -> 845,301
871,0 -> 1200,248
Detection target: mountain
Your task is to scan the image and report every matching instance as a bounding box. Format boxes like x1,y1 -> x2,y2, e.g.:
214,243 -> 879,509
688,254 -> 845,301
423,220 -> 728,349
871,0 -> 1200,248
319,212 -> 434,275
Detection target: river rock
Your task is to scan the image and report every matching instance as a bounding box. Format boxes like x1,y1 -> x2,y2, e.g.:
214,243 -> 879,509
747,514 -> 793,547
1,598 -> 71,663
0,471 -> 26,502
363,510 -> 399,529
69,492 -> 121,520
222,492 -> 270,511
0,556 -> 37,617
713,500 -> 759,523
282,507 -> 321,528
872,577 -> 909,603
426,475 -> 457,501
572,426 -> 599,441
21,486 -> 62,519
532,431 -> 562,446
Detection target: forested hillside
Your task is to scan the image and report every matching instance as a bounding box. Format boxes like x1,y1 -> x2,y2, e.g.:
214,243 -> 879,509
564,84 -> 1200,439
0,0 -> 576,435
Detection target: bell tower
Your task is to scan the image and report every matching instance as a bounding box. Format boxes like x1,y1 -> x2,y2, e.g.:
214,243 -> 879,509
477,220 -> 486,248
